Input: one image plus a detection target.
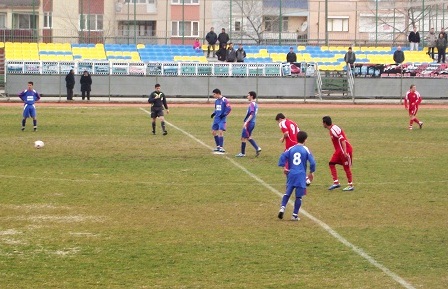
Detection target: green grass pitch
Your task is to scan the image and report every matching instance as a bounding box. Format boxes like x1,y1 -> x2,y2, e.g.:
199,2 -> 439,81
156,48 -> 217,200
0,103 -> 447,288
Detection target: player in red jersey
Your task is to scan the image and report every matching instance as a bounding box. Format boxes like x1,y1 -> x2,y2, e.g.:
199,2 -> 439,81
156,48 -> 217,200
404,84 -> 423,130
276,113 -> 309,184
323,116 -> 354,191
275,113 -> 299,150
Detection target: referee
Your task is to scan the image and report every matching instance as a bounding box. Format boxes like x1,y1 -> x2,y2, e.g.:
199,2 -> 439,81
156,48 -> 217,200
148,83 -> 169,135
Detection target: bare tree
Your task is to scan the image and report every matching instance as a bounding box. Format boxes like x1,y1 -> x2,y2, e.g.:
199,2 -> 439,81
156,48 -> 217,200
218,0 -> 284,45
363,0 -> 446,45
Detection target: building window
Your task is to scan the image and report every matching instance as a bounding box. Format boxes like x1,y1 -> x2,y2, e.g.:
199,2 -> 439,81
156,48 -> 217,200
171,0 -> 199,5
264,16 -> 289,32
327,17 -> 349,32
120,21 -> 155,36
79,14 -> 103,31
234,21 -> 241,32
13,13 -> 38,29
43,12 -> 52,29
171,21 -> 199,37
0,13 -> 6,29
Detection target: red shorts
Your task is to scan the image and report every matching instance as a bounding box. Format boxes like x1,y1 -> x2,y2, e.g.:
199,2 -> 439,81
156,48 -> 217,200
408,105 -> 419,116
330,151 -> 353,167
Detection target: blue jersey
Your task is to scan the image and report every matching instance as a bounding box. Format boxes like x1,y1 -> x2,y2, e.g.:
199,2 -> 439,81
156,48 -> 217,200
19,89 -> 40,105
278,144 -> 316,188
244,101 -> 258,124
213,96 -> 231,121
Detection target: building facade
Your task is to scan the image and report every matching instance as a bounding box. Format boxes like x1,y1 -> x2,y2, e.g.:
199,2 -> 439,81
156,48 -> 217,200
0,0 -> 444,46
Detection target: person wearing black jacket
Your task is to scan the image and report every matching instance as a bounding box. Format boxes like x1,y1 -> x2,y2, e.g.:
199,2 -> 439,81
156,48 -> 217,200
436,33 -> 447,63
148,83 -> 169,135
65,69 -> 75,100
205,27 -> 218,58
218,28 -> 229,49
80,70 -> 92,100
408,26 -> 420,51
286,47 -> 297,63
393,46 -> 405,64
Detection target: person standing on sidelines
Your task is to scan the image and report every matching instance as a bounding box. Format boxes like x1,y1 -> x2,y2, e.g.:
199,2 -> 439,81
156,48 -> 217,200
80,70 -> 92,100
211,88 -> 232,153
148,83 -> 169,135
275,113 -> 299,150
323,116 -> 354,191
277,131 -> 316,221
235,91 -> 262,157
404,84 -> 423,130
65,69 -> 75,101
19,81 -> 40,132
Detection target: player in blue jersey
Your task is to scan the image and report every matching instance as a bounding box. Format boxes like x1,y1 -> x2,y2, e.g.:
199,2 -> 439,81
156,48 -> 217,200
235,91 -> 262,157
210,88 -> 231,153
19,81 -> 41,131
277,131 -> 316,221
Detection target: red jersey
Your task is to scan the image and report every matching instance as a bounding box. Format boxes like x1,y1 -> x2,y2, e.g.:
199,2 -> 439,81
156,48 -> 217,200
329,124 -> 352,154
404,90 -> 422,109
279,118 -> 299,149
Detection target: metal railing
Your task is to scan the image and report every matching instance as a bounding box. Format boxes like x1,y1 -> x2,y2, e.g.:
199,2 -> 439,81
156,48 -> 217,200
315,65 -> 322,99
346,64 -> 355,101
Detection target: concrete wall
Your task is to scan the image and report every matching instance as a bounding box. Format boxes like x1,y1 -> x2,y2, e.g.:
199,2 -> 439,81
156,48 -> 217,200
5,74 -> 316,98
354,78 -> 448,99
7,74 -> 447,99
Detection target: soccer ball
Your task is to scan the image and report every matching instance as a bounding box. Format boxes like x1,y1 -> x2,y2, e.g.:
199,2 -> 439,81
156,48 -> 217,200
34,140 -> 45,149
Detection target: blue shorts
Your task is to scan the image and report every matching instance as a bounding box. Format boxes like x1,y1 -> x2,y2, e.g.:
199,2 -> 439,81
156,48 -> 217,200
241,122 -> 255,138
23,104 -> 36,118
212,119 -> 227,131
285,185 -> 307,198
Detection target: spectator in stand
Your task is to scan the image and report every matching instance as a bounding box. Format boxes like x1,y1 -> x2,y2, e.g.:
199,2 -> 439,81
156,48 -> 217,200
216,45 -> 227,62
236,44 -> 246,62
408,26 -> 420,51
226,42 -> 237,62
440,28 -> 447,41
205,27 -> 218,58
393,46 -> 405,65
344,46 -> 356,70
193,38 -> 201,52
436,32 -> 447,63
286,46 -> 297,63
425,27 -> 437,60
218,28 -> 230,49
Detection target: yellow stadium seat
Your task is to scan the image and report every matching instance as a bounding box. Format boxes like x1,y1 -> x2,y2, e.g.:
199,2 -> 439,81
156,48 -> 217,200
198,56 -> 207,62
259,49 -> 268,57
137,43 -> 145,49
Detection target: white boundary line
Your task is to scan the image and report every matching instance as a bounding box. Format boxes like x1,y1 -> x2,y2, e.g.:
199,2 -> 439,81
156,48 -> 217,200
140,108 -> 416,289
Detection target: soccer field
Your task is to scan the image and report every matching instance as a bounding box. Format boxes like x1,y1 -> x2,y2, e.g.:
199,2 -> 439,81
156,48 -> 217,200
0,103 -> 447,288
